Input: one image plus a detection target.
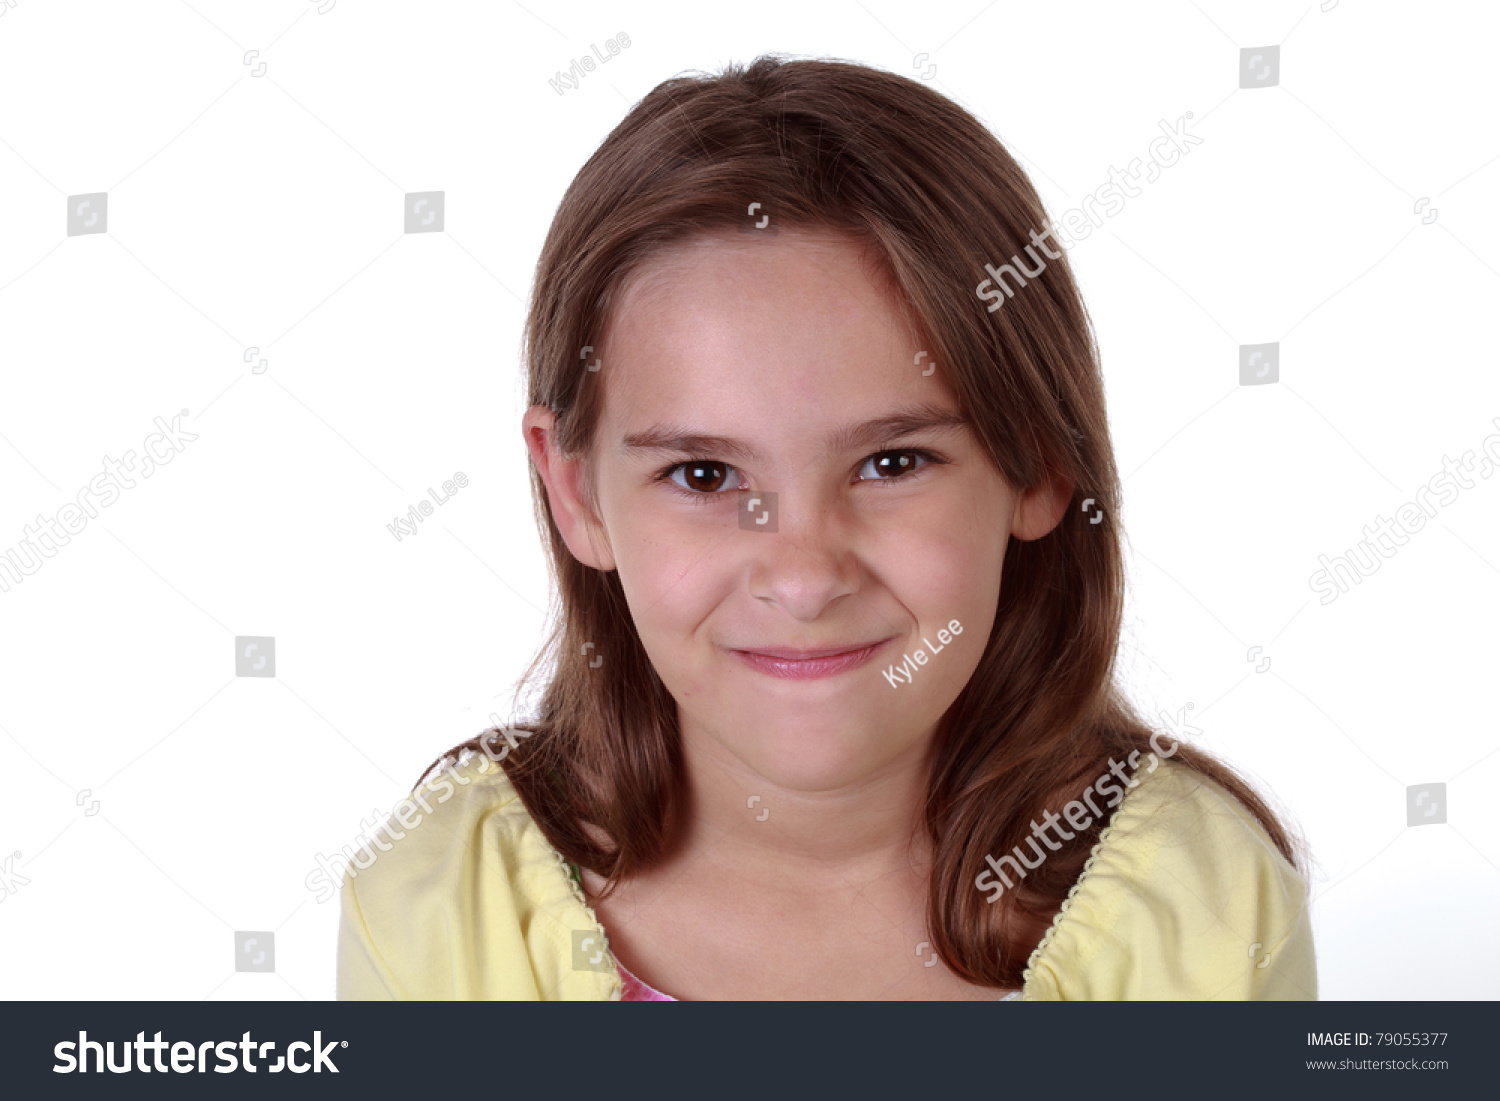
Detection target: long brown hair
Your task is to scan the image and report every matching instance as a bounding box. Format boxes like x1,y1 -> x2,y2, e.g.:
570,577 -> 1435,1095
426,54 -> 1306,988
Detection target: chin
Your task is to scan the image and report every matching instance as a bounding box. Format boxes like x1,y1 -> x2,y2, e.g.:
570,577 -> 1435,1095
727,718 -> 913,794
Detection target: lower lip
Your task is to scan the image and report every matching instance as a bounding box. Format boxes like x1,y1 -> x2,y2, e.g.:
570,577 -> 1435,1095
730,639 -> 893,681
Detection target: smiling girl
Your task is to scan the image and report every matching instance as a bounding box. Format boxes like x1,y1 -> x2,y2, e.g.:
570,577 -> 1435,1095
337,56 -> 1315,1000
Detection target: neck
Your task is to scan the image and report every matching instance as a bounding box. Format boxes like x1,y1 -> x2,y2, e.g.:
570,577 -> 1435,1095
672,715 -> 936,888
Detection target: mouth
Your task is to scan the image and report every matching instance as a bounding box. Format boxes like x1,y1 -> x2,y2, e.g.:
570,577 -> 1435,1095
728,638 -> 895,681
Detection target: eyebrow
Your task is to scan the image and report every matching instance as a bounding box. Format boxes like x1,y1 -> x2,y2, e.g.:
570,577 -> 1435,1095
619,403 -> 970,464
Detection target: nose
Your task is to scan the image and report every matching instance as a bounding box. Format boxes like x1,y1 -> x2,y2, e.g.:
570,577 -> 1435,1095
744,494 -> 860,621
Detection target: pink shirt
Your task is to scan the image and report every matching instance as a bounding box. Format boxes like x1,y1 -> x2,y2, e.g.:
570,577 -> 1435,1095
616,958 -> 676,1001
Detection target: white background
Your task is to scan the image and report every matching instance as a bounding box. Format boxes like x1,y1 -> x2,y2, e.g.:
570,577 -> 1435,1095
0,0 -> 1496,1000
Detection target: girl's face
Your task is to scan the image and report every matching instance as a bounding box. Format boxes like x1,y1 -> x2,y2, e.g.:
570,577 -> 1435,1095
530,230 -> 1068,793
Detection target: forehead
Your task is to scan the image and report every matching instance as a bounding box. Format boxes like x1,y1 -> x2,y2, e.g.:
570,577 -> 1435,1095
592,230 -> 961,459
614,228 -> 902,314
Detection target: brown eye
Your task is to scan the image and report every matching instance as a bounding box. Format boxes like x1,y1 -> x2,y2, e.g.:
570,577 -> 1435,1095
669,461 -> 740,494
858,450 -> 927,480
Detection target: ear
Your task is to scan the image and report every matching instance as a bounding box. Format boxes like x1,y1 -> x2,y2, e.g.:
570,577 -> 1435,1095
1010,469 -> 1075,542
522,405 -> 617,571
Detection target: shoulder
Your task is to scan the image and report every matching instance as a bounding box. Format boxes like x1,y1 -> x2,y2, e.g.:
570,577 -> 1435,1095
1021,758 -> 1316,1000
335,751 -> 620,1000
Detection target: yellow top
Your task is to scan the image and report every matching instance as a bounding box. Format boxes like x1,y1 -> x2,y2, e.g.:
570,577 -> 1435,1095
336,750 -> 1316,1000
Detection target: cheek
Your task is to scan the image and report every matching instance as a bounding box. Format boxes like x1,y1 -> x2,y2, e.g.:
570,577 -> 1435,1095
606,500 -> 731,666
873,487 -> 1008,609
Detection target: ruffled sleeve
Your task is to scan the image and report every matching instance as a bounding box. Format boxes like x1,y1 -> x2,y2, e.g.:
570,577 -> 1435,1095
336,751 -> 622,1000
1020,759 -> 1316,1000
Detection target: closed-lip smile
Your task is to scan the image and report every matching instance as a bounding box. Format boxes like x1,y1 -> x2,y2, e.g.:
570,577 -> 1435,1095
728,638 -> 895,680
